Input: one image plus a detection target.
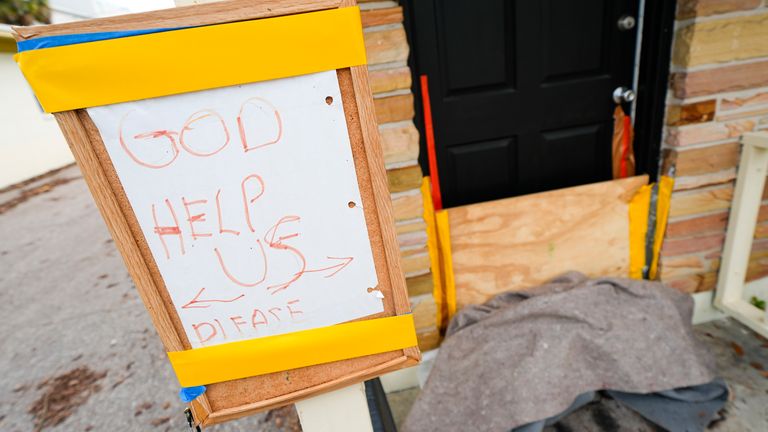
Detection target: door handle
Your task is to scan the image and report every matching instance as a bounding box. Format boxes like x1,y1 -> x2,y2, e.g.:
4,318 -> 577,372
617,15 -> 636,31
613,86 -> 636,104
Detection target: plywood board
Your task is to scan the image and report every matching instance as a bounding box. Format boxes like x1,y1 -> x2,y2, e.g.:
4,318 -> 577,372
447,176 -> 647,309
16,0 -> 418,427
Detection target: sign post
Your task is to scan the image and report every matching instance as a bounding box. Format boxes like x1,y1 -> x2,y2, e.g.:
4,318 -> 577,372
13,0 -> 418,428
296,383 -> 374,432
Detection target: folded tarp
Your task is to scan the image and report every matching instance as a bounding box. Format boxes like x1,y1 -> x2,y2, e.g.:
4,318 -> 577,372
403,272 -> 727,431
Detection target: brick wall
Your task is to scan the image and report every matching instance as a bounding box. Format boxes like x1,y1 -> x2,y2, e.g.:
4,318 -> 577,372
659,0 -> 768,292
360,1 -> 439,350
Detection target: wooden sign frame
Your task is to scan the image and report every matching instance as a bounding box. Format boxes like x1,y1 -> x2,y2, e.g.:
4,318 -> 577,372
13,0 -> 419,426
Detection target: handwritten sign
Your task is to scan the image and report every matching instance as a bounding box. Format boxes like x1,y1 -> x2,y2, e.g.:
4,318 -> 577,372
88,71 -> 383,348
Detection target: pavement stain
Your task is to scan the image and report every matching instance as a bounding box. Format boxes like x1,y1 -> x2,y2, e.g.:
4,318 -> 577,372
28,366 -> 107,432
731,341 -> 745,357
150,416 -> 170,426
134,401 -> 154,417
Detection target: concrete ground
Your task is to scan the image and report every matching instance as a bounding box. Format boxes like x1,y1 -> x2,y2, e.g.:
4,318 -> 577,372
0,165 -> 288,431
1,165 -> 767,431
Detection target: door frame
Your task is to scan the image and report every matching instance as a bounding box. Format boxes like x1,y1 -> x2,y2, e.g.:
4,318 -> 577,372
401,0 -> 677,187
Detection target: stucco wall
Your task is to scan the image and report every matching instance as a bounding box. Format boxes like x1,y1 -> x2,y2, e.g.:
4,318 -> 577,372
0,52 -> 73,189
659,0 -> 768,292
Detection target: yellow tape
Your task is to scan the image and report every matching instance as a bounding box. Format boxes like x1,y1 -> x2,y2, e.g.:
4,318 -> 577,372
650,176 -> 674,279
628,184 -> 652,279
435,210 -> 457,319
421,177 -> 445,329
628,176 -> 675,280
168,314 -> 417,387
16,7 -> 366,112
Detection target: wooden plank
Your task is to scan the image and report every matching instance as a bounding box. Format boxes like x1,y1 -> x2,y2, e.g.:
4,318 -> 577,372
12,0 -> 342,40
448,176 -> 648,309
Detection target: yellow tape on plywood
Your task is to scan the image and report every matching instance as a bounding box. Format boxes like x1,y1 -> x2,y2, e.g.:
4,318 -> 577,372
435,210 -> 456,319
421,177 -> 445,329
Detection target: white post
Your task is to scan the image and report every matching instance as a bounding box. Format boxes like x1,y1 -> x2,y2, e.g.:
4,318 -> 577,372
714,132 -> 768,337
295,383 -> 375,432
168,1 -> 375,430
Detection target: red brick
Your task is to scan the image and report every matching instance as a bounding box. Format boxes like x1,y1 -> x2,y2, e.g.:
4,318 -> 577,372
666,100 -> 716,126
665,271 -> 718,293
669,185 -> 733,218
676,0 -> 761,20
666,211 -> 729,238
665,142 -> 740,177
661,232 -> 725,256
671,60 -> 768,99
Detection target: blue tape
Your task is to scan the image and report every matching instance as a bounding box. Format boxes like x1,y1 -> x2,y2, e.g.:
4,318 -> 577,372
16,28 -> 183,52
179,385 -> 207,403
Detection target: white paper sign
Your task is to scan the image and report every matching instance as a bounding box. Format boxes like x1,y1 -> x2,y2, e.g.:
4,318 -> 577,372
88,71 -> 383,348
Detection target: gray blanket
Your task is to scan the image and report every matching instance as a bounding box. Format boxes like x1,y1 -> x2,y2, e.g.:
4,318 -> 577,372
403,272 -> 721,431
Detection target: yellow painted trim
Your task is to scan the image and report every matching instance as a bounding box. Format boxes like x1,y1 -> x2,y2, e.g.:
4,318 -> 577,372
16,7 -> 366,112
650,176 -> 674,280
628,184 -> 652,279
421,177 -> 444,329
168,314 -> 417,387
435,210 -> 456,319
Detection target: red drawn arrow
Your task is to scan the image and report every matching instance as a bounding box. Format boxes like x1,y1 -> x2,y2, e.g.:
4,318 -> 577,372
300,256 -> 354,278
181,287 -> 245,309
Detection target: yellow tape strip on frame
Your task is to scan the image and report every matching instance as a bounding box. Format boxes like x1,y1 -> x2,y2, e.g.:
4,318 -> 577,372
16,7 -> 367,112
167,314 -> 417,387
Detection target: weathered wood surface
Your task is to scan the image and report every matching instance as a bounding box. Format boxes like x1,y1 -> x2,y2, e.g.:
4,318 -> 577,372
12,0 -> 341,40
448,176 -> 648,309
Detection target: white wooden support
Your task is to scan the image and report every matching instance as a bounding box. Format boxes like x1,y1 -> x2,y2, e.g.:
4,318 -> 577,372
296,383 -> 375,432
714,131 -> 768,338
168,2 -> 376,430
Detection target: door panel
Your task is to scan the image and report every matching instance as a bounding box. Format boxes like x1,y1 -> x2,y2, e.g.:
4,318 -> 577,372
440,1 -> 514,93
447,138 -> 517,204
412,0 -> 638,207
541,0 -> 607,81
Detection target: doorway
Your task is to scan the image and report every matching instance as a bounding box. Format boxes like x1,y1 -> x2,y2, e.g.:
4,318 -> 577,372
403,0 -> 675,208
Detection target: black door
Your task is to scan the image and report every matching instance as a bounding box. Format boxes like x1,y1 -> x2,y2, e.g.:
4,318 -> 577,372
409,0 -> 639,207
